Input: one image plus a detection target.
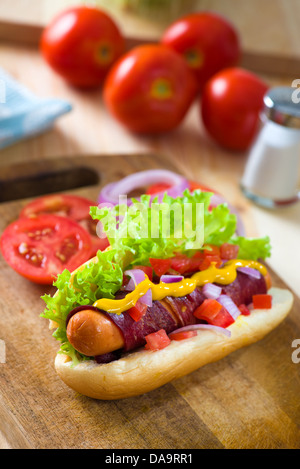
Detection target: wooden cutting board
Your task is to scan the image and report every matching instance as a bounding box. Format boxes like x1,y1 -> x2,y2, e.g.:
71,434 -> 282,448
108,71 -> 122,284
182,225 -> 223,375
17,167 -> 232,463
0,153 -> 299,450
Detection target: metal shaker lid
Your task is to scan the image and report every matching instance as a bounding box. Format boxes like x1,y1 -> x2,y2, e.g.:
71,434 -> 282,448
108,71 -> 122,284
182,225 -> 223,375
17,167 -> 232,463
263,86 -> 300,129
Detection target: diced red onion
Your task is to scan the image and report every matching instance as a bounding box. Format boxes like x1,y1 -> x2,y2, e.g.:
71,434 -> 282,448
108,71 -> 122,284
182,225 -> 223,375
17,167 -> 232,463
160,274 -> 184,283
237,266 -> 261,279
140,288 -> 153,307
217,294 -> 241,320
98,170 -> 189,206
124,269 -> 152,306
169,324 -> 231,338
202,283 -> 222,299
124,269 -> 146,291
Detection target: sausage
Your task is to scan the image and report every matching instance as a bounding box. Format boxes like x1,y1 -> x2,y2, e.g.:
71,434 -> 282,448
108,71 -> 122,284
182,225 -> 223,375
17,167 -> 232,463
67,309 -> 124,356
66,271 -> 267,359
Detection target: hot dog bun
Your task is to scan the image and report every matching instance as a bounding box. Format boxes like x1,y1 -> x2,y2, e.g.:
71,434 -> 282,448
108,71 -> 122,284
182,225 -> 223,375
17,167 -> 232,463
54,286 -> 293,400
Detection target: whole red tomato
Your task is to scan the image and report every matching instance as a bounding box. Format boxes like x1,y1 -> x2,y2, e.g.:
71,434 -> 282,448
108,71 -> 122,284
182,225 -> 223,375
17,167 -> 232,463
201,68 -> 269,151
103,44 -> 198,133
40,6 -> 125,88
161,12 -> 241,92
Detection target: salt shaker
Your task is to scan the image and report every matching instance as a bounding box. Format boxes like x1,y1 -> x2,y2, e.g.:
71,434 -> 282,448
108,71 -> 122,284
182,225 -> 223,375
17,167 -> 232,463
241,86 -> 300,208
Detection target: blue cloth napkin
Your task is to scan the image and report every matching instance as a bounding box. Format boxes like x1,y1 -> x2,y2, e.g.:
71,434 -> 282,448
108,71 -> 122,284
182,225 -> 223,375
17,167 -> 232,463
0,67 -> 72,149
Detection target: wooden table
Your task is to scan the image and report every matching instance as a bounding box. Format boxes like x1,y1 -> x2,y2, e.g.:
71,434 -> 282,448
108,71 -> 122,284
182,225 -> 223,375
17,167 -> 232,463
0,0 -> 299,449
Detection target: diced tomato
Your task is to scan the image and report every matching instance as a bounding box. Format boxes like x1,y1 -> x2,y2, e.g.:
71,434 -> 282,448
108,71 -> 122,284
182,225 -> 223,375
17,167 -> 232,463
209,307 -> 235,328
133,265 -> 153,281
150,245 -> 224,279
194,299 -> 223,320
252,294 -> 272,309
220,243 -> 239,260
239,304 -> 251,316
202,245 -> 222,268
170,330 -> 197,341
204,255 -> 222,268
169,248 -> 222,275
203,244 -> 220,257
186,251 -> 205,271
194,299 -> 235,328
170,252 -> 205,275
149,258 -> 172,276
145,329 -> 171,351
128,301 -> 148,322
198,257 -> 212,271
146,183 -> 171,195
170,254 -> 192,274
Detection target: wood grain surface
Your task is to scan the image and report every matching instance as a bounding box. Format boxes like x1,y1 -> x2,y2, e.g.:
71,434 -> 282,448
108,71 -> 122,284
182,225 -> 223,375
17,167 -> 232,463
2,0 -> 300,60
1,16 -> 300,77
0,1 -> 300,448
0,154 -> 299,450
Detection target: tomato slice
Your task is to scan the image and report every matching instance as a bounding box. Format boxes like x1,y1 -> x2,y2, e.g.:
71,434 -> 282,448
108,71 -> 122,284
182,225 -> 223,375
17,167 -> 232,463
146,183 -> 171,195
146,180 -> 216,196
188,181 -> 216,193
20,194 -> 109,256
144,329 -> 171,351
0,214 -> 93,285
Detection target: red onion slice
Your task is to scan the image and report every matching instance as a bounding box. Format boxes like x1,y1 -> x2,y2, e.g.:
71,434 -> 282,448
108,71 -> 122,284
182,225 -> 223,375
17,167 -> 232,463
160,274 -> 184,283
98,170 -> 189,206
202,283 -> 222,299
237,266 -> 261,279
169,324 -> 231,338
217,294 -> 241,320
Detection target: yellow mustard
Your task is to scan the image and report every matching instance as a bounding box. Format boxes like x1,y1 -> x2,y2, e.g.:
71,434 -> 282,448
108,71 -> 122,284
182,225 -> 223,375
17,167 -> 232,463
92,259 -> 267,315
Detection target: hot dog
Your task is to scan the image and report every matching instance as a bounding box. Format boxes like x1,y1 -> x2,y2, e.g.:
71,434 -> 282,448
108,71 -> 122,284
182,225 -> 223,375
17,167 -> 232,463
42,187 -> 293,400
65,270 -> 267,359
